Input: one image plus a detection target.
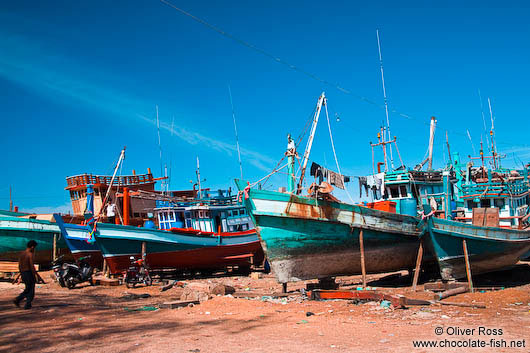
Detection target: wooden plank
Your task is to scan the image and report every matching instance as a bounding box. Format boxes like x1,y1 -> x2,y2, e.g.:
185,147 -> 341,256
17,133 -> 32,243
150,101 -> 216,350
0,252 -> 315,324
159,300 -> 200,309
424,281 -> 468,292
485,207 -> 500,227
412,241 -> 424,292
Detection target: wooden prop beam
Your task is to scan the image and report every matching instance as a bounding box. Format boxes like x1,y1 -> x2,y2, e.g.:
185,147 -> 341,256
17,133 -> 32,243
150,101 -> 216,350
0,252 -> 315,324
359,229 -> 367,289
462,239 -> 474,293
412,240 -> 424,292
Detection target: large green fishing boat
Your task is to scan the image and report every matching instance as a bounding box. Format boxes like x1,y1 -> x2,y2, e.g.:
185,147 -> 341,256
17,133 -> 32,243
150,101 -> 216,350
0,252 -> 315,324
0,213 -> 71,264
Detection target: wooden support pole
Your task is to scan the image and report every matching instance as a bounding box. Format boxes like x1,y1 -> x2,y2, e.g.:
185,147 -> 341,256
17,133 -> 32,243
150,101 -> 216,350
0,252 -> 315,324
359,229 -> 367,289
282,282 -> 287,293
103,259 -> 108,278
141,241 -> 147,262
52,234 -> 58,261
412,240 -> 424,292
462,239 -> 474,293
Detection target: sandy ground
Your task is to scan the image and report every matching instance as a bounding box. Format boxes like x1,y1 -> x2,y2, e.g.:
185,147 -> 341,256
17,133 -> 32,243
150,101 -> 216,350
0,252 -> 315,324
1,263 -> 529,353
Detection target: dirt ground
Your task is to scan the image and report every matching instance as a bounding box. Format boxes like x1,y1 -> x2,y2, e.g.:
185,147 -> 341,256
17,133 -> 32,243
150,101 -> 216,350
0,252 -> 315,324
1,263 -> 529,353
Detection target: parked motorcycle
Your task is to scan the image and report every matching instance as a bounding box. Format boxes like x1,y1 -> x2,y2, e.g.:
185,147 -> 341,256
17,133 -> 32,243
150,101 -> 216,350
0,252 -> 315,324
51,255 -> 67,287
62,255 -> 95,289
124,256 -> 152,288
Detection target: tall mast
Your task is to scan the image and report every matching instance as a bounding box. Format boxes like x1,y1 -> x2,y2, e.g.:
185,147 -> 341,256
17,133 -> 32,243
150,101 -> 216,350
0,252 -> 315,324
156,105 -> 164,192
487,98 -> 498,168
376,29 -> 394,170
196,156 -> 202,198
427,116 -> 437,170
99,147 -> 126,217
296,92 -> 325,194
228,84 -> 243,180
9,186 -> 12,212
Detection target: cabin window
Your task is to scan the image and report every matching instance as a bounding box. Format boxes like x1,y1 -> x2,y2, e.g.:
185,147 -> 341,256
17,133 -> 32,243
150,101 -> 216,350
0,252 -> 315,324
240,208 -> 246,215
229,225 -> 235,232
232,209 -> 239,216
494,199 -> 505,209
399,185 -> 407,198
198,211 -> 204,218
241,223 -> 249,231
467,200 -> 478,211
480,199 -> 491,208
94,188 -> 100,196
388,186 -> 399,198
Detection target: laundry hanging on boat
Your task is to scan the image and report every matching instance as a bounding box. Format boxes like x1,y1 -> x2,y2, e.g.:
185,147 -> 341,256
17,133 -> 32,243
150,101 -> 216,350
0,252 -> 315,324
309,162 -> 351,190
358,176 -> 369,197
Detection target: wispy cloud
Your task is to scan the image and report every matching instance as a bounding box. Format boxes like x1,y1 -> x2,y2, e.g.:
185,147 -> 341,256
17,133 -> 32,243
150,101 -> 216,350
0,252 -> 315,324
0,32 -> 275,172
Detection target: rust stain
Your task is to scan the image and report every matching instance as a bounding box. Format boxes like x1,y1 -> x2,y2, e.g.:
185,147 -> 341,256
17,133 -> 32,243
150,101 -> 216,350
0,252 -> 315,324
285,195 -> 334,220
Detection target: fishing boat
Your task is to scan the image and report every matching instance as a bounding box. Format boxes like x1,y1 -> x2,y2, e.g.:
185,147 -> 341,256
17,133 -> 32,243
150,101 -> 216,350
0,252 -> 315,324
369,117 -> 530,280
0,213 -> 72,264
235,93 -> 427,283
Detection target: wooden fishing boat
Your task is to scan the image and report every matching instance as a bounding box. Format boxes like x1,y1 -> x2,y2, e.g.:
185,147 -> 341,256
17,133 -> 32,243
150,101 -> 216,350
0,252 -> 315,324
234,182 -> 423,283
0,214 -> 72,264
234,93 -> 429,283
424,216 -> 530,280
93,223 -> 263,274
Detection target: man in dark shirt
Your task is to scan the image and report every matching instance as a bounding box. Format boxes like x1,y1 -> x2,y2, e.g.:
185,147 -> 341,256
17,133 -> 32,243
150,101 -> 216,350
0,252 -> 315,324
14,240 -> 41,309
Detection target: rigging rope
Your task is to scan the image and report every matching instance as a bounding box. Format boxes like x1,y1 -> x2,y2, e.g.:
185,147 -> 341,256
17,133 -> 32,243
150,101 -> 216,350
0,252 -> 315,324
324,100 -> 355,204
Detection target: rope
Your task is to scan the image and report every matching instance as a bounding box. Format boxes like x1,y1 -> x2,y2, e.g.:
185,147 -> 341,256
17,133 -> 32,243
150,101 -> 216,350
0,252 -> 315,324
324,100 -> 355,204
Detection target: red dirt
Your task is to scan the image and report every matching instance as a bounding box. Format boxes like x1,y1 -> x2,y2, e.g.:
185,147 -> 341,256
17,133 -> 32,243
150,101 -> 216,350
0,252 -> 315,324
1,264 -> 529,353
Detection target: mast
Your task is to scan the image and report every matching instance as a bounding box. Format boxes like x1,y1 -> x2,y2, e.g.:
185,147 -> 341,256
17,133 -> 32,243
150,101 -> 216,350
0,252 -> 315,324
427,116 -> 437,170
487,98 -> 498,168
99,147 -> 126,217
286,134 -> 296,193
296,92 -> 325,194
376,29 -> 394,169
196,156 -> 202,198
228,85 -> 243,180
9,186 -> 12,212
156,105 -> 164,192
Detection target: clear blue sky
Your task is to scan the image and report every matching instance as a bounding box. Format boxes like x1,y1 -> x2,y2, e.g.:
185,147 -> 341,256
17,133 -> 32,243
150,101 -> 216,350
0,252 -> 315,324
1,1 -> 529,212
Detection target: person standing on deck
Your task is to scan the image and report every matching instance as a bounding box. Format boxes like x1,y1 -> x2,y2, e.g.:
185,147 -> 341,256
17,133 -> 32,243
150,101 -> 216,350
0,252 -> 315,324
14,240 -> 44,309
106,199 -> 117,224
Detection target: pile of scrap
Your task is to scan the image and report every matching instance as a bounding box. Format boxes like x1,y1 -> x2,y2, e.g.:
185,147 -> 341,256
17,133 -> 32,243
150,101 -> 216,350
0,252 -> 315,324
159,281 -> 236,309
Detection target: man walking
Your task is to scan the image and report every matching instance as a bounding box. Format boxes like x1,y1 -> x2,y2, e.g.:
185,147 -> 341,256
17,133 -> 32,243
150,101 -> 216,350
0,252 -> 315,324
14,240 -> 41,309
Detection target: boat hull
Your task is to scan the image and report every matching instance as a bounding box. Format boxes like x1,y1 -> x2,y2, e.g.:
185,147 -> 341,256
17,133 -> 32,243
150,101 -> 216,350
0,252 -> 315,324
52,216 -> 104,268
94,224 -> 264,274
426,218 -> 530,280
0,216 -> 72,264
236,183 -> 425,283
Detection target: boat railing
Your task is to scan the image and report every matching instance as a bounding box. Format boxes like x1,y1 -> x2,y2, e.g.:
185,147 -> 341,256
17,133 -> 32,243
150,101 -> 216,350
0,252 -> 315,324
66,173 -> 154,189
462,181 -> 529,198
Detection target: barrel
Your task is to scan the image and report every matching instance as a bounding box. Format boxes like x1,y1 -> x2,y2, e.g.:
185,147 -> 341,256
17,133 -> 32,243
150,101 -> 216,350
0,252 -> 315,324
399,198 -> 418,216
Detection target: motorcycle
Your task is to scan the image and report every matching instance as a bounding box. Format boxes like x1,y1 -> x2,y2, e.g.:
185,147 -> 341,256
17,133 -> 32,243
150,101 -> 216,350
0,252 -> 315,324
62,255 -> 95,289
124,256 -> 152,288
51,255 -> 67,287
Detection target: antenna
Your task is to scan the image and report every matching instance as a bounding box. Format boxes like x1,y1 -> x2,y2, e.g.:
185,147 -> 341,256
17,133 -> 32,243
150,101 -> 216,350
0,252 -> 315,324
487,97 -> 498,168
155,105 -> 164,191
228,84 -> 243,179
376,29 -> 394,169
466,130 -> 477,155
477,89 -> 490,150
9,186 -> 13,212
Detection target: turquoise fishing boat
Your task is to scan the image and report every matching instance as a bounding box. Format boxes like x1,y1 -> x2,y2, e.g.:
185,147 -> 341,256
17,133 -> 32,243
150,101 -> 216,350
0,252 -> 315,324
0,213 -> 72,264
235,181 -> 423,283
235,93 -> 427,283
370,125 -> 530,280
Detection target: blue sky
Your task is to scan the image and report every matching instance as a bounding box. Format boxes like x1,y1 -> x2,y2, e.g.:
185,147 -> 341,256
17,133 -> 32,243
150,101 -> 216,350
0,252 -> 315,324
1,1 -> 530,212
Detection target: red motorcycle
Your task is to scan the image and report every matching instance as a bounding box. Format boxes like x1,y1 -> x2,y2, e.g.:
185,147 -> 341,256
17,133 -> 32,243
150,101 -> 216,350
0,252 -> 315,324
123,257 -> 152,288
